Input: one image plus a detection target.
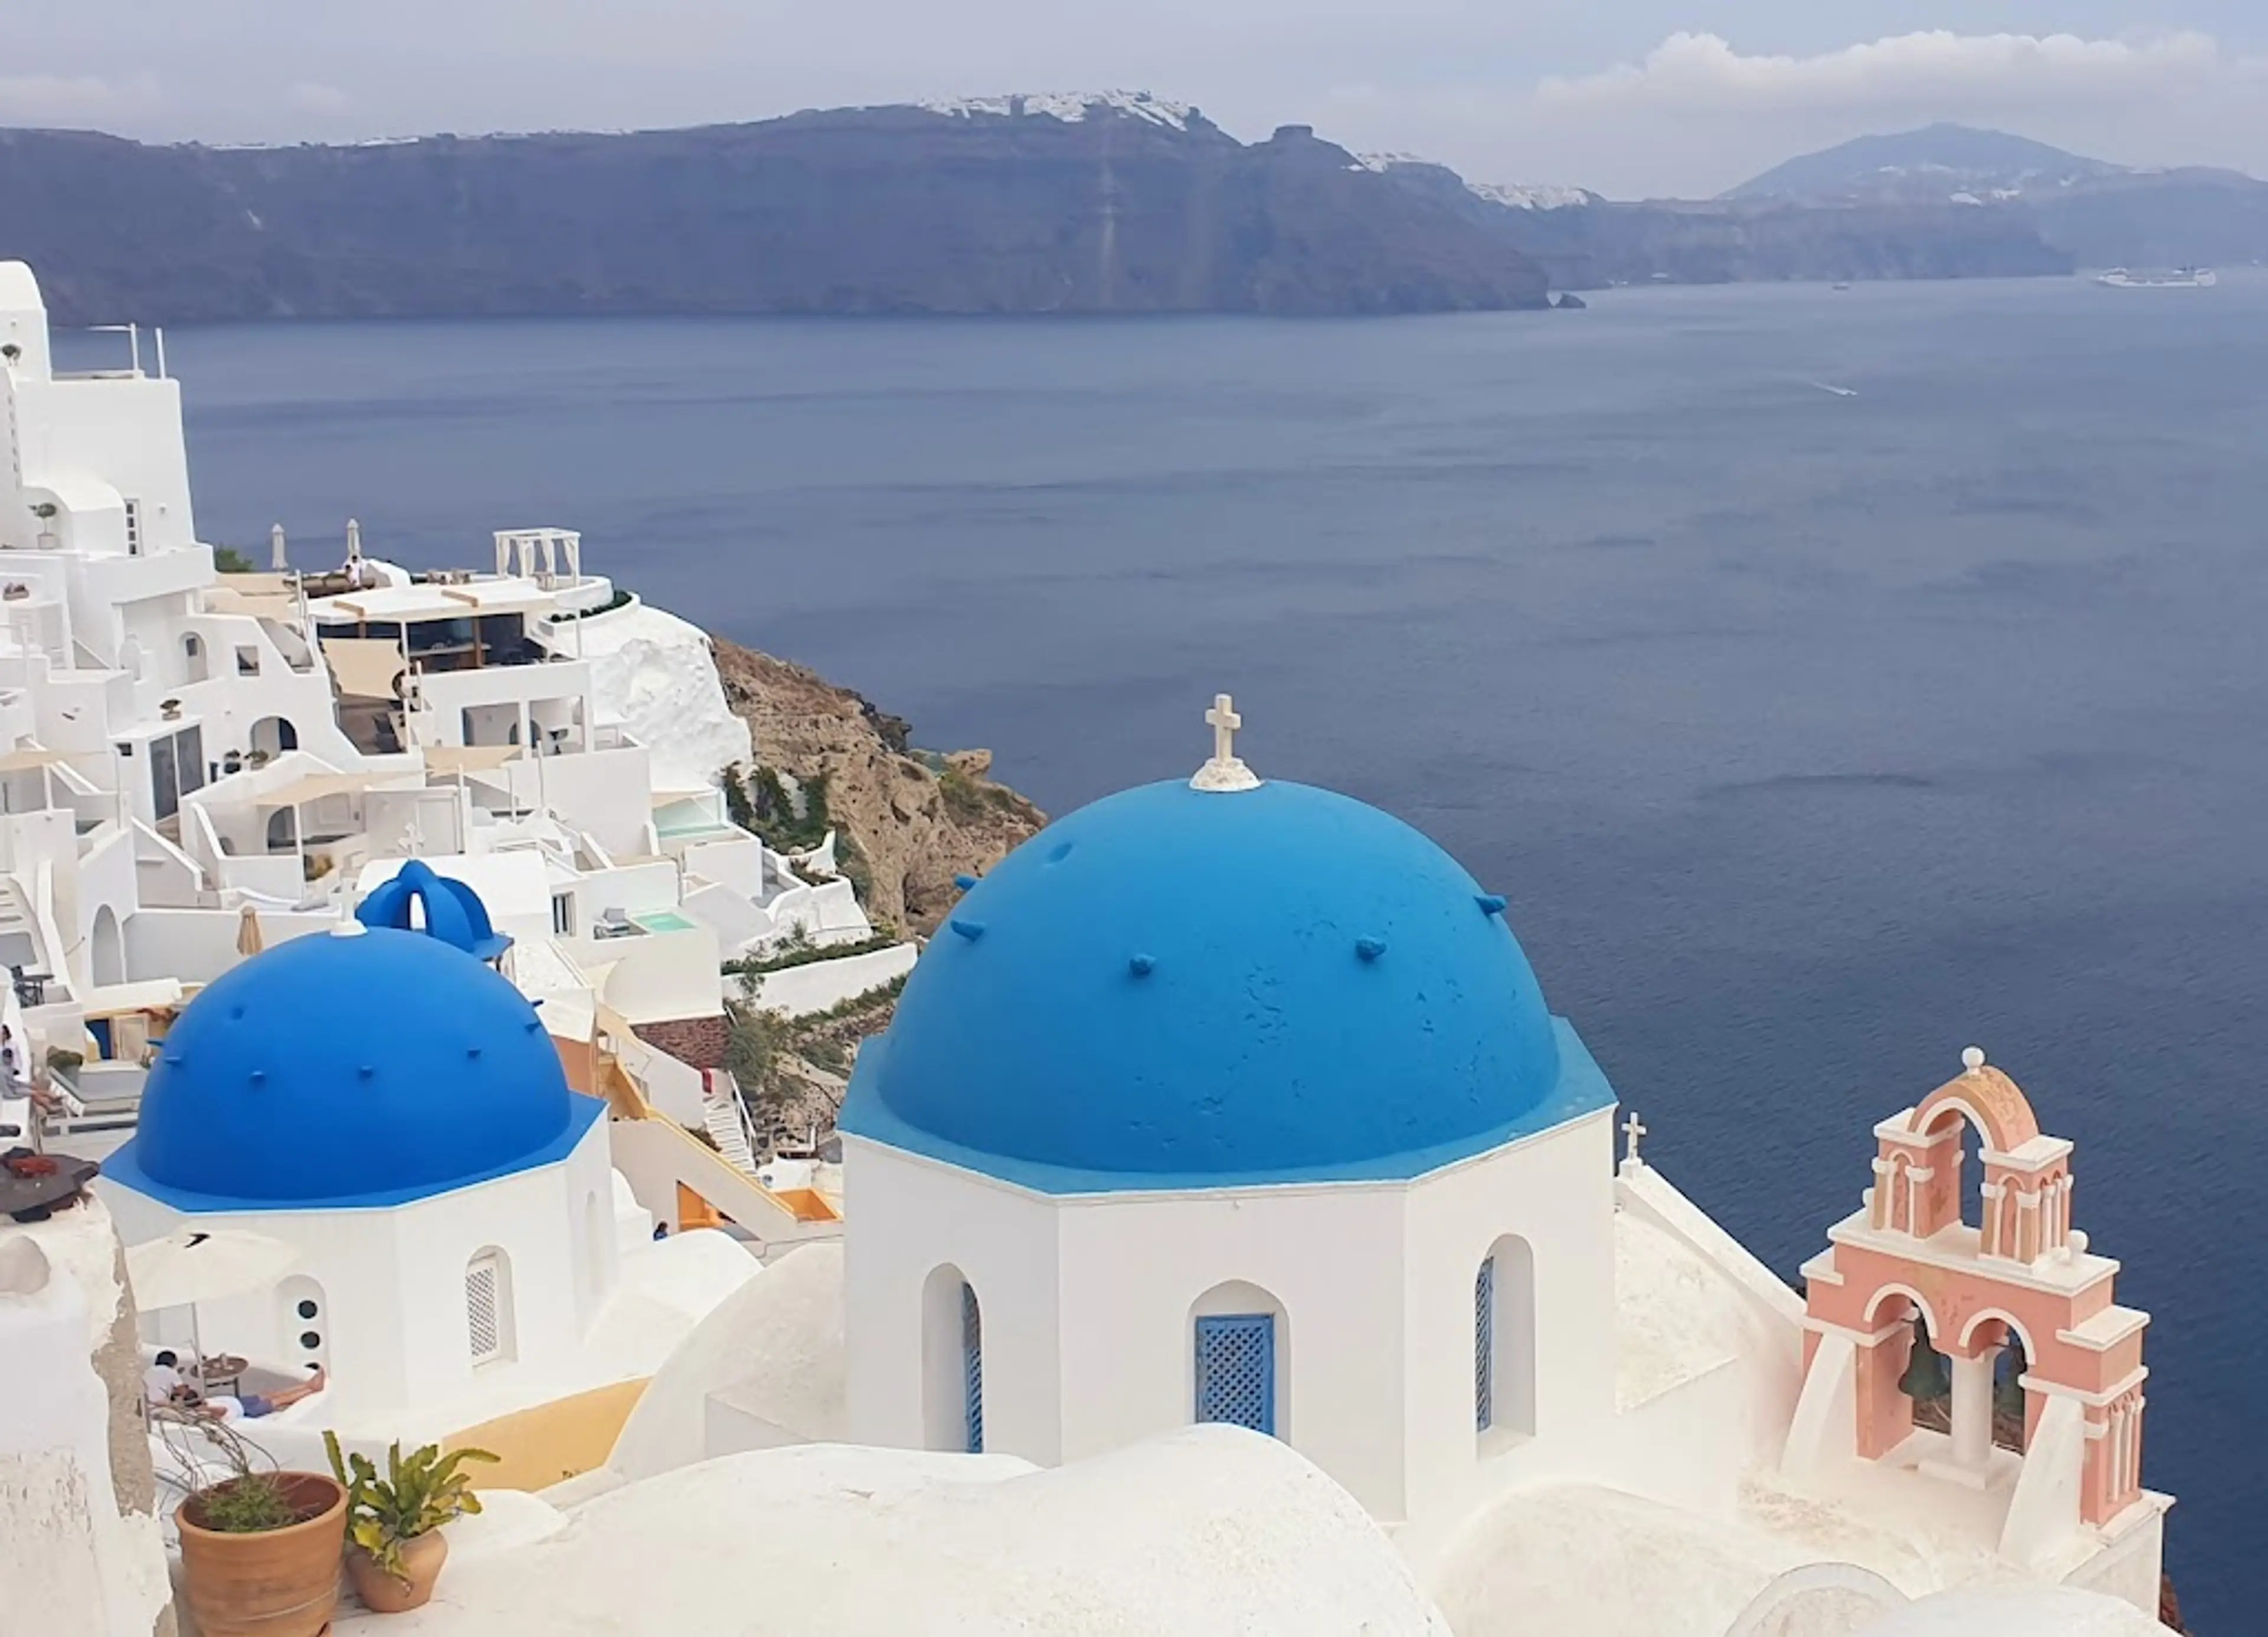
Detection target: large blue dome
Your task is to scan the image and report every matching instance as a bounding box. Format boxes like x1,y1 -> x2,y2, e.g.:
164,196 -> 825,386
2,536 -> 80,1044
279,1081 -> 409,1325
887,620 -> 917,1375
107,925 -> 599,1210
840,778 -> 1614,1192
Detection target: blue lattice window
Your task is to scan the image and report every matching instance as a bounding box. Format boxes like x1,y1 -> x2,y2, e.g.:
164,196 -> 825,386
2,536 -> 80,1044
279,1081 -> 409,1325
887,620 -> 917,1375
1195,1314 -> 1275,1436
1475,1255 -> 1495,1432
960,1282 -> 984,1454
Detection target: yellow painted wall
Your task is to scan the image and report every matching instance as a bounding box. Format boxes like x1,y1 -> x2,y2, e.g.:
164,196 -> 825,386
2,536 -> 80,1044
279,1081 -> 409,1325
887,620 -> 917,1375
442,1377 -> 650,1492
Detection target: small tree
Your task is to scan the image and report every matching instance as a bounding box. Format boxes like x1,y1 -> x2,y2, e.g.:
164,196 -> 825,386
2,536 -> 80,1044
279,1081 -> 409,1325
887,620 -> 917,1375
213,545 -> 256,574
719,763 -> 756,831
151,1402 -> 299,1532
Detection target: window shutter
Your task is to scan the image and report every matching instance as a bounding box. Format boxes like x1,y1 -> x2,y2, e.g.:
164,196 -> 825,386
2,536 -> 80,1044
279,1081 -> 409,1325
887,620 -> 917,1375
1475,1256 -> 1495,1431
466,1254 -> 503,1364
960,1283 -> 984,1454
1195,1314 -> 1275,1436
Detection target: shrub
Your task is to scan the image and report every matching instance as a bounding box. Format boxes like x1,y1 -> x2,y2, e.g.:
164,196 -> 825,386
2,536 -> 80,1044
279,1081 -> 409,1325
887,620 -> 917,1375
938,769 -> 989,825
194,1474 -> 303,1533
325,1434 -> 497,1579
724,931 -> 897,978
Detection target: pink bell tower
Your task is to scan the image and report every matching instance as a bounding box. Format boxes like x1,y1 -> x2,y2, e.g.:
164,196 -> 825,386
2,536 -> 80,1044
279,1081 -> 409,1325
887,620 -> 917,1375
1792,1049 -> 2161,1565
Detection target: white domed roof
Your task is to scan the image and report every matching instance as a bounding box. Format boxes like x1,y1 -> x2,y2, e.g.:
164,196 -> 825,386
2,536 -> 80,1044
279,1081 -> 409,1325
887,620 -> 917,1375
1860,1586 -> 2163,1637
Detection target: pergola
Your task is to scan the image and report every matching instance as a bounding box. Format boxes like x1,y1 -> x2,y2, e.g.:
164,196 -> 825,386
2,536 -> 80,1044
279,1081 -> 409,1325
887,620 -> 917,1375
253,772 -> 377,880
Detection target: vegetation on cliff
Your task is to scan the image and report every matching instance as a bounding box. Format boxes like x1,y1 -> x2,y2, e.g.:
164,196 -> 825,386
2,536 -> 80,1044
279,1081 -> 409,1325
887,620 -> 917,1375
700,633 -> 1047,1150
708,634 -> 1042,936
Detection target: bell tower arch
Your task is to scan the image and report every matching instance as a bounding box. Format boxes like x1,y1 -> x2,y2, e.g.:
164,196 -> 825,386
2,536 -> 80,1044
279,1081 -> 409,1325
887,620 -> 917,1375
1788,1049 -> 2157,1570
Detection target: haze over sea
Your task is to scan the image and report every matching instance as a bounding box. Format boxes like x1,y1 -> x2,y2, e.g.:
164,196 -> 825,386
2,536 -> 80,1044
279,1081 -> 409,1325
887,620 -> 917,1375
87,274 -> 2267,1628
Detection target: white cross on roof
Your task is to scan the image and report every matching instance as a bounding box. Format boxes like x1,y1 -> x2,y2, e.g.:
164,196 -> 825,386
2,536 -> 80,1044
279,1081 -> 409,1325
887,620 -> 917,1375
1621,1110 -> 1647,1169
1191,692 -> 1260,793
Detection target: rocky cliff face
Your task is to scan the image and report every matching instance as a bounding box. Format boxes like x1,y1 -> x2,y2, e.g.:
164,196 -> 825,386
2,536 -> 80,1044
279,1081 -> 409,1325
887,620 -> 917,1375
0,103 -> 1548,322
708,637 -> 1043,935
1367,157 -> 2074,288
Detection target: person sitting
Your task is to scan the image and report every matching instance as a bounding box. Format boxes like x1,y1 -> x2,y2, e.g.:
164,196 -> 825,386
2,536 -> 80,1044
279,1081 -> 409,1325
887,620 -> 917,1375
173,1365 -> 327,1423
142,1349 -> 184,1408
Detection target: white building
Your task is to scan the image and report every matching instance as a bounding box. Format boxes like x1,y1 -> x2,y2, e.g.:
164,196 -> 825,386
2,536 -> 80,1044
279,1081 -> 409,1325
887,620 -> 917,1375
532,706 -> 2174,1636
0,258 -> 901,1211
93,880 -> 756,1487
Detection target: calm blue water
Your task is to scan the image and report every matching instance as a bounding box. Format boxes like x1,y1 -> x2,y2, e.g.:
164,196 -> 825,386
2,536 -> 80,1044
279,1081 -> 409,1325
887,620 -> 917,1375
91,276 -> 2268,1625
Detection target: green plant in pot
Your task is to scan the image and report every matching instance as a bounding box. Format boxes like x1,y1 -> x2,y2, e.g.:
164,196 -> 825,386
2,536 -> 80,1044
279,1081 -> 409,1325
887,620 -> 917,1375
327,1432 -> 498,1613
157,1404 -> 348,1637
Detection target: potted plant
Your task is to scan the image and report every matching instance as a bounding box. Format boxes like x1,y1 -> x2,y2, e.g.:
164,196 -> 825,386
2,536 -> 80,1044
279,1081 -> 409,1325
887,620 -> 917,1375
326,1433 -> 497,1613
158,1407 -> 348,1637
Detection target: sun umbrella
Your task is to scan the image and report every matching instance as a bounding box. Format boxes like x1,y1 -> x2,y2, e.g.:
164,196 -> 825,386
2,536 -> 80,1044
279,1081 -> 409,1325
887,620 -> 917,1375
236,904 -> 265,958
125,1228 -> 297,1312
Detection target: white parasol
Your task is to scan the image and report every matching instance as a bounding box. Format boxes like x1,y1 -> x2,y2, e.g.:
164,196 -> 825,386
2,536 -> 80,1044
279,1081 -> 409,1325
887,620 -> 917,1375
126,1228 -> 298,1312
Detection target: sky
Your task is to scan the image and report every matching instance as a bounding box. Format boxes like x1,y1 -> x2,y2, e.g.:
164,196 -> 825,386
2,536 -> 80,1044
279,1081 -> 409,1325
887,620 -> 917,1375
3,4 -> 2266,197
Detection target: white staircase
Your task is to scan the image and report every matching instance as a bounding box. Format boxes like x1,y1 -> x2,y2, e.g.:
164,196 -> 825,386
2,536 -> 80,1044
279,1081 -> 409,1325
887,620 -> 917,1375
700,1072 -> 761,1174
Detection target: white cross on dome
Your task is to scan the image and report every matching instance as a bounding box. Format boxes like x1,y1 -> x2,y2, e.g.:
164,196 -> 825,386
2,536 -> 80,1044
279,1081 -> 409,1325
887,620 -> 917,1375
1191,692 -> 1262,792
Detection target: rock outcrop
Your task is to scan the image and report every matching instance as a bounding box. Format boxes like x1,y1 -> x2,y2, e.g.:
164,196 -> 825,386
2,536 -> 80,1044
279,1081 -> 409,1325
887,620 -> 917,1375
709,637 -> 1042,935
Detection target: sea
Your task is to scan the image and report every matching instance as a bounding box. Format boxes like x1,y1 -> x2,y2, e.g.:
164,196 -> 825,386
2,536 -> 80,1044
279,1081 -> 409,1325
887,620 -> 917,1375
84,272 -> 2268,1627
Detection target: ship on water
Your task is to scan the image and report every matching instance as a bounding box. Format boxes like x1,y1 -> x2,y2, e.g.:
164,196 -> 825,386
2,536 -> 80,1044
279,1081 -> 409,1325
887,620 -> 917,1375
2096,266 -> 2218,288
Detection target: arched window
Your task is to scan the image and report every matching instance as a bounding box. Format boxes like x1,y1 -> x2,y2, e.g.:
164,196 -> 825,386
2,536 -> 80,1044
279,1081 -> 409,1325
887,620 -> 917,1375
250,715 -> 298,759
922,1265 -> 982,1453
89,906 -> 125,989
1478,1236 -> 1536,1443
465,1248 -> 514,1366
277,1274 -> 328,1374
1190,1280 -> 1287,1439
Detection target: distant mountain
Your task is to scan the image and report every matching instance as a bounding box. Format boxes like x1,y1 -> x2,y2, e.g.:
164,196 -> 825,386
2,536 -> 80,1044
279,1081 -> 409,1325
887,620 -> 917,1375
1728,123 -> 2268,268
1728,124 -> 2117,204
0,98 -> 1550,323
19,105 -> 2254,321
1362,154 -> 2073,289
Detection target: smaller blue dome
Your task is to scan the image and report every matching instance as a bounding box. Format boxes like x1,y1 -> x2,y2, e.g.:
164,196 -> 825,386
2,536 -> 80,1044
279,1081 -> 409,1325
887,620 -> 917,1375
106,925 -> 598,1210
357,860 -> 512,961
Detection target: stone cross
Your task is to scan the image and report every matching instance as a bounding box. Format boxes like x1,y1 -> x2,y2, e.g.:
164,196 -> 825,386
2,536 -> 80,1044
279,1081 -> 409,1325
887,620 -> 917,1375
1206,694 -> 1241,764
1621,1110 -> 1647,1168
1191,692 -> 1261,793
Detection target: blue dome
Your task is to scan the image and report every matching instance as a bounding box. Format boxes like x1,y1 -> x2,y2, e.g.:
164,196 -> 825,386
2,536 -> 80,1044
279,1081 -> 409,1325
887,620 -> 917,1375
107,925 -> 599,1210
357,858 -> 513,962
840,779 -> 1614,1192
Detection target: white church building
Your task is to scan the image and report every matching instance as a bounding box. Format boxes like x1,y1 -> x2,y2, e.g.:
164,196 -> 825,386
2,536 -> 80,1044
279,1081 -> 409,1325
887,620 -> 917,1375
839,746 -> 1626,1536
467,703 -> 2163,1637
94,868 -> 756,1485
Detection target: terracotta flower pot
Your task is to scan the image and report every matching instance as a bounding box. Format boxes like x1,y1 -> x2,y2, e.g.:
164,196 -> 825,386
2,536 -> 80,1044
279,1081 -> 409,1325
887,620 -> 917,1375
175,1472 -> 347,1637
346,1530 -> 449,1614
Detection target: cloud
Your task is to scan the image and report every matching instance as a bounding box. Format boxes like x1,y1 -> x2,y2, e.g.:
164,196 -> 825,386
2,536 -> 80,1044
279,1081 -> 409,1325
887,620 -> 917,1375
1539,31 -> 2255,117
1330,30 -> 2268,198
285,83 -> 353,117
0,71 -> 161,126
